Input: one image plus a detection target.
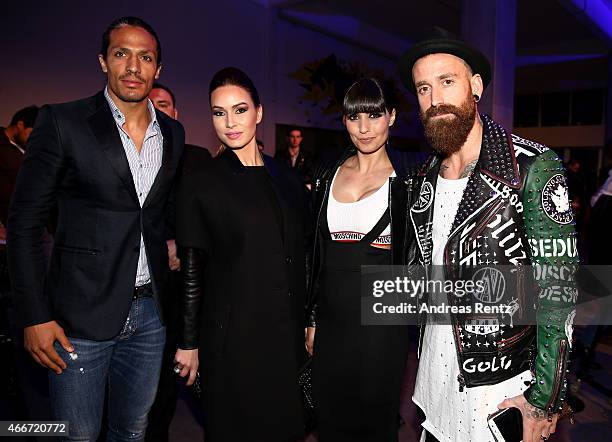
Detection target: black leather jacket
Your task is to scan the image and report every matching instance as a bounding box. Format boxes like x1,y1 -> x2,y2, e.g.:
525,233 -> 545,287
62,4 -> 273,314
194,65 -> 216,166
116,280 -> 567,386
410,115 -> 578,414
306,144 -> 423,327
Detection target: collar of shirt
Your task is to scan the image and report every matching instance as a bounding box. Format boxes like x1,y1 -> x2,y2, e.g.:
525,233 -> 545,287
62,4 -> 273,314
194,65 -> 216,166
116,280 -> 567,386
104,86 -> 159,134
9,139 -> 25,154
2,128 -> 25,154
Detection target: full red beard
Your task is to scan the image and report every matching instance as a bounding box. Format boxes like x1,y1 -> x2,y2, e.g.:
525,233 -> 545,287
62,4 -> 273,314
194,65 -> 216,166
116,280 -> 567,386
419,96 -> 477,156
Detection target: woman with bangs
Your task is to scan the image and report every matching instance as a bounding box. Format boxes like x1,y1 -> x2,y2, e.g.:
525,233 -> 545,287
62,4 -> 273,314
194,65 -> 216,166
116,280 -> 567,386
306,78 -> 415,441
173,67 -> 308,442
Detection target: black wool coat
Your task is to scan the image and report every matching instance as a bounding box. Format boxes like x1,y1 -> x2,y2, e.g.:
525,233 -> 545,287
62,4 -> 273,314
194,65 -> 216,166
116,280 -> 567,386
175,148 -> 308,442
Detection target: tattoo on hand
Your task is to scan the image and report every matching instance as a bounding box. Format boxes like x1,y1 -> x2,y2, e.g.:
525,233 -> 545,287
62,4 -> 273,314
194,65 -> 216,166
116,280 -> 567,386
524,403 -> 547,420
459,159 -> 478,178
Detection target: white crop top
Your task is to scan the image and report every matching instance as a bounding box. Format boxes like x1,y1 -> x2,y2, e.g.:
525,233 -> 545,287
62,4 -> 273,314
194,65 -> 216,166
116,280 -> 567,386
327,168 -> 395,247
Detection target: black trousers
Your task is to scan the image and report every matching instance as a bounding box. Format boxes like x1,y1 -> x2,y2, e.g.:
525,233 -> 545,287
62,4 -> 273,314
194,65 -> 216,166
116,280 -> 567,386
144,343 -> 178,442
145,272 -> 181,442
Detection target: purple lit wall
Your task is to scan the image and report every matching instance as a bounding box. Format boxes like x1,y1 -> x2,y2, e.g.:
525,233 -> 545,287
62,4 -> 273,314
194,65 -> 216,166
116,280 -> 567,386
0,0 -> 418,154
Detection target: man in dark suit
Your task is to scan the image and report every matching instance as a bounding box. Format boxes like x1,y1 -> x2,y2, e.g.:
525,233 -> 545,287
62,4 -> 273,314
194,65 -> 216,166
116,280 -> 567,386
148,82 -> 212,176
145,82 -> 207,442
275,127 -> 314,189
0,105 -> 40,234
0,105 -> 56,439
7,16 -> 184,441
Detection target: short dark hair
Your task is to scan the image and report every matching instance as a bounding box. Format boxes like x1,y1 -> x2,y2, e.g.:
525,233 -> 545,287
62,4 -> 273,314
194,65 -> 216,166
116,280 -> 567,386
343,78 -> 394,117
287,127 -> 302,137
209,67 -> 261,107
152,82 -> 176,106
10,105 -> 40,128
100,16 -> 162,65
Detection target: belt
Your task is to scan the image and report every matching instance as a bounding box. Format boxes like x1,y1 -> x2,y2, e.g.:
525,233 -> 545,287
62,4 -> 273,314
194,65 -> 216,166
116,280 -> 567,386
133,283 -> 153,299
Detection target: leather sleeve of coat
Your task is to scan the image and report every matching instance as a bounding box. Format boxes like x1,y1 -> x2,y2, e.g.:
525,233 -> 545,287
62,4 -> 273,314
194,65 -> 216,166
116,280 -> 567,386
178,246 -> 203,350
302,168 -> 314,316
175,168 -> 211,350
304,166 -> 328,329
304,175 -> 319,328
522,149 -> 578,413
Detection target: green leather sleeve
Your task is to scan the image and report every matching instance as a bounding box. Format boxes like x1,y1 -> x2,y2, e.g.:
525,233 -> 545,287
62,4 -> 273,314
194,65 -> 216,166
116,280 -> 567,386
521,149 -> 578,413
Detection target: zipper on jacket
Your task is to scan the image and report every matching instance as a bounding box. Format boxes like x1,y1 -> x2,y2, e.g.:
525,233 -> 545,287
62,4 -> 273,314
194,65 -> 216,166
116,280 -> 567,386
311,178 -> 329,270
468,197 -> 504,242
515,262 -> 526,320
546,339 -> 568,418
497,325 -> 533,352
417,320 -> 425,359
403,177 -> 417,265
388,176 -> 395,263
309,177 -> 330,292
443,242 -> 468,392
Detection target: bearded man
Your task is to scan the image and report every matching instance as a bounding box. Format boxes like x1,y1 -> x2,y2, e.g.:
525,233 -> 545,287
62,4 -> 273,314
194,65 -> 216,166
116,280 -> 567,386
398,29 -> 578,442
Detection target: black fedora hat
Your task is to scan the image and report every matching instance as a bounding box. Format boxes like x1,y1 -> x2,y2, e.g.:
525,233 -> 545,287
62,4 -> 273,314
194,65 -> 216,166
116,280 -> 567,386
398,27 -> 492,94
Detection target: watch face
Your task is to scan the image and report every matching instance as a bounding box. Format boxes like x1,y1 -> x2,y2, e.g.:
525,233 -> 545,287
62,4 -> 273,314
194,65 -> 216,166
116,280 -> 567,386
541,174 -> 573,225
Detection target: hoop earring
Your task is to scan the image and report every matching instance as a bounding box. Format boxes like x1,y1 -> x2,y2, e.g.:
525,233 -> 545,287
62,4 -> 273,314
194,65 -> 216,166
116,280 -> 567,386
473,94 -> 480,103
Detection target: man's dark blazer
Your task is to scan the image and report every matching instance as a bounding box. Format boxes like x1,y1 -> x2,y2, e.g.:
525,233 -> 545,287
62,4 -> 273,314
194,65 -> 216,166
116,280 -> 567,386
275,147 -> 314,186
0,129 -> 24,225
7,91 -> 185,340
179,144 -> 212,177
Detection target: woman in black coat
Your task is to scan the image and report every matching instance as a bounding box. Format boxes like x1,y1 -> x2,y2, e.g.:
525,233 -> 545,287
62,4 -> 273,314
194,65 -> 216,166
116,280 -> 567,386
174,67 -> 308,442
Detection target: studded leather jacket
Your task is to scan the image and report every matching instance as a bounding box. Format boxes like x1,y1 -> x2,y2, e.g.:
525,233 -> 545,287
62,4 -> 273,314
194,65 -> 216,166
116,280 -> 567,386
410,114 -> 578,414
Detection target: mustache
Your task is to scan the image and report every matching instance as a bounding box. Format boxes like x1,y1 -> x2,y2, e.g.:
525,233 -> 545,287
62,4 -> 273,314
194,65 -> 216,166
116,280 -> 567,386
423,104 -> 462,121
119,73 -> 146,83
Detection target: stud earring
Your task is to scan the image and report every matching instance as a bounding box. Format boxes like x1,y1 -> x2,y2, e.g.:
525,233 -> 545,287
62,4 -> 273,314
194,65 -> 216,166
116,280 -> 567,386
473,94 -> 480,103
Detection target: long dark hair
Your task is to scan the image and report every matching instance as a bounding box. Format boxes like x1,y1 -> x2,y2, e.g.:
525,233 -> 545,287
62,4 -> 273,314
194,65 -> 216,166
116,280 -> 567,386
343,78 -> 395,117
208,67 -> 261,107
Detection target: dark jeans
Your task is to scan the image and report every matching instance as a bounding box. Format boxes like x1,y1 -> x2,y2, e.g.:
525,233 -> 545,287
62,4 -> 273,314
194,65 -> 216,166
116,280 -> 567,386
49,296 -> 165,441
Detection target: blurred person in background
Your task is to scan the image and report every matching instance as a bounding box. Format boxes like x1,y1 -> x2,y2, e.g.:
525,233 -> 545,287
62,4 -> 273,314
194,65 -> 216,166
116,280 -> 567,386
0,106 -> 40,239
276,127 -> 314,189
146,82 -> 206,442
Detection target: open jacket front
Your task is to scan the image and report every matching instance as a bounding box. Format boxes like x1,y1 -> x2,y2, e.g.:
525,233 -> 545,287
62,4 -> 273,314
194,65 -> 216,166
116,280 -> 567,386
306,144 -> 422,328
410,114 -> 578,414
